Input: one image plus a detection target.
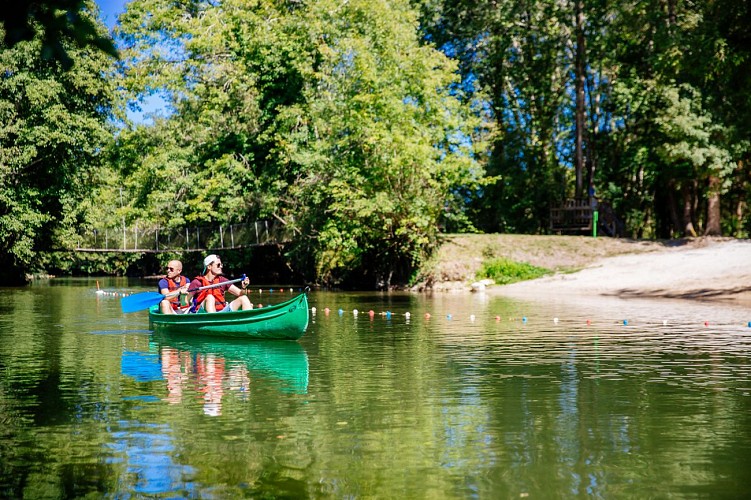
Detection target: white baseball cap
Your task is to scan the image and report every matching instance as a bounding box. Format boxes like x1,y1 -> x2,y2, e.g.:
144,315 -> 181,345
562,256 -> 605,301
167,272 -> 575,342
203,254 -> 219,267
202,254 -> 221,274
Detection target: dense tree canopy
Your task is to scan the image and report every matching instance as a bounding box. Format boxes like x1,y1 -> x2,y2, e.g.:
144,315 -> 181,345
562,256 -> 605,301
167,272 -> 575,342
0,4 -> 116,283
418,0 -> 751,238
105,0 -> 489,287
2,0 -> 750,286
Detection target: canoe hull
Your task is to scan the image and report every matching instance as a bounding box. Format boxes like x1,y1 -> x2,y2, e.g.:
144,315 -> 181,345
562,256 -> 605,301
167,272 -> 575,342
148,292 -> 309,340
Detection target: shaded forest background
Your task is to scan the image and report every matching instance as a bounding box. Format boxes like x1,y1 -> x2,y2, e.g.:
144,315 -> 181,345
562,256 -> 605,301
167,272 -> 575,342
1,0 -> 749,287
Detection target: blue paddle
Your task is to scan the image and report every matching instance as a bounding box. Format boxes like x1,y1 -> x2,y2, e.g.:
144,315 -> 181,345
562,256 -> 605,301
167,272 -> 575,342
120,275 -> 247,313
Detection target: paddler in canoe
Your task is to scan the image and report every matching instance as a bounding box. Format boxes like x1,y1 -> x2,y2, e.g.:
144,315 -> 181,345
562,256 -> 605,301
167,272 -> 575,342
158,259 -> 191,314
188,254 -> 253,313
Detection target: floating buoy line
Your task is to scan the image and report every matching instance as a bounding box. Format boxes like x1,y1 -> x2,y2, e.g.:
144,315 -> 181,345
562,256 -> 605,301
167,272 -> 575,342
93,283 -> 750,327
309,306 -> 751,329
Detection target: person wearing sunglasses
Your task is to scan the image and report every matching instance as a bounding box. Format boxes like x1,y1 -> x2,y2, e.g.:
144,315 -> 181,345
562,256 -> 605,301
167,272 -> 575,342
189,254 -> 252,313
158,260 -> 191,314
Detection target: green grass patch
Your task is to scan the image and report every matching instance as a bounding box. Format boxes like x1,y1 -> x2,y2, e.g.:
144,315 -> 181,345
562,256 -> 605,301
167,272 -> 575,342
476,258 -> 550,285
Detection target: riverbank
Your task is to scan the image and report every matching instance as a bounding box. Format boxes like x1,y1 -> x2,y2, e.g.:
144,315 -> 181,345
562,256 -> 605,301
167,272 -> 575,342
423,235 -> 751,306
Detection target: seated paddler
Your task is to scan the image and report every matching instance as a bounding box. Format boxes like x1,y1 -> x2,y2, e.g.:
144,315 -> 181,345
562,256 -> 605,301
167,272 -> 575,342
189,254 -> 252,313
158,260 -> 190,314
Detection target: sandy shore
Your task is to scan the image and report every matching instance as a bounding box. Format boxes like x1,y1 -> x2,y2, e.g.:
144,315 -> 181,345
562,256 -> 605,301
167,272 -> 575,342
493,238 -> 751,306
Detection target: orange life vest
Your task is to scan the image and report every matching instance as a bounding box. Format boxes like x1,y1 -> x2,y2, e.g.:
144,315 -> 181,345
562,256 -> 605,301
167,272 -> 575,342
191,275 -> 228,312
163,276 -> 189,310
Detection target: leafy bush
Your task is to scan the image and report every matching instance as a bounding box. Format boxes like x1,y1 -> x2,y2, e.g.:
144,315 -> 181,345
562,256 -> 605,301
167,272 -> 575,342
476,258 -> 550,285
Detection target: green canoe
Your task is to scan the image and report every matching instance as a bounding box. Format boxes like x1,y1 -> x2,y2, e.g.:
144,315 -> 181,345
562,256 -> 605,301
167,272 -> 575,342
148,291 -> 309,340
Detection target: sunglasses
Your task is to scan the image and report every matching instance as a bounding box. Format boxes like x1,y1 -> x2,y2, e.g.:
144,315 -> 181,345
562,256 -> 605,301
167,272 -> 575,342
167,267 -> 177,271
213,263 -> 223,268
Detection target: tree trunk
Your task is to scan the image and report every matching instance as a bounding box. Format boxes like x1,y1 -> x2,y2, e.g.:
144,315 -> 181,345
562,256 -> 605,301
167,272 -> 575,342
666,180 -> 681,238
682,184 -> 697,237
705,175 -> 722,236
574,0 -> 586,199
586,68 -> 599,194
736,199 -> 746,238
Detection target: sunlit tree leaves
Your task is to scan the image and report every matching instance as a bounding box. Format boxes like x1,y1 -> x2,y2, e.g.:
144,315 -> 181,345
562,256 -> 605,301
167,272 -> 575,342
109,0 -> 489,286
0,16 -> 116,282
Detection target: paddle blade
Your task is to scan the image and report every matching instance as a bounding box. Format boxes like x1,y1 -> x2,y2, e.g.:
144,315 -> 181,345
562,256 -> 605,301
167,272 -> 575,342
120,292 -> 165,313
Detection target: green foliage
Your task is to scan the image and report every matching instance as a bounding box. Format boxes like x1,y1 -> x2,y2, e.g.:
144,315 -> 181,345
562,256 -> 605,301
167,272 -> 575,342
418,0 -> 572,233
0,14 -> 116,282
107,0 -> 489,287
5,0 -> 750,284
1,0 -> 117,69
41,251 -> 141,276
653,84 -> 733,186
284,0 -> 489,286
476,258 -> 550,285
419,0 -> 751,239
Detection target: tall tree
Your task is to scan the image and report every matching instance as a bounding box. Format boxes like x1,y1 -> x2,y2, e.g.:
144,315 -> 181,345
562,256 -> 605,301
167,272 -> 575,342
111,0 -> 488,287
419,0 -> 748,238
574,0 -> 586,199
418,0 -> 574,233
690,0 -> 751,236
0,10 -> 116,283
594,0 -> 738,237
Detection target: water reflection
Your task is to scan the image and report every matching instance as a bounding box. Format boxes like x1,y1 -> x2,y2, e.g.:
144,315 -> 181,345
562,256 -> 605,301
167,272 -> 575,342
107,421 -> 196,496
120,335 -> 309,417
122,351 -> 163,382
150,335 -> 309,416
3,280 -> 751,497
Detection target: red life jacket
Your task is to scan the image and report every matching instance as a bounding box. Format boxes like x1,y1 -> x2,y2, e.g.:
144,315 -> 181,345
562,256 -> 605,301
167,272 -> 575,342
164,276 -> 189,310
191,275 -> 227,312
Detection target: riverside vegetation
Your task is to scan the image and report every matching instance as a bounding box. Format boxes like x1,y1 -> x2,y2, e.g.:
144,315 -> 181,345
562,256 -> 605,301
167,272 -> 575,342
3,0 -> 751,288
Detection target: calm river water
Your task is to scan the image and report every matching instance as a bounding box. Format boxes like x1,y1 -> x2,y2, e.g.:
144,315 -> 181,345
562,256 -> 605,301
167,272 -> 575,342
1,278 -> 751,498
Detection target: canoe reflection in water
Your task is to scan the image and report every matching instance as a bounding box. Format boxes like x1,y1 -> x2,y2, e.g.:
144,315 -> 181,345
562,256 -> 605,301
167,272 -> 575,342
152,335 -> 309,416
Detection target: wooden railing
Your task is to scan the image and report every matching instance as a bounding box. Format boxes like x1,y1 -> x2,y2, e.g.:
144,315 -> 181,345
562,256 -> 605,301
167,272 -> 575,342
551,199 -> 624,236
74,220 -> 292,253
550,199 -> 594,233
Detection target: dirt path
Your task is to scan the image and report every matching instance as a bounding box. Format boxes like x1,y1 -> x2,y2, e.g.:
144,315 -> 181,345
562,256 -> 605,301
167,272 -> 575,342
492,238 -> 751,305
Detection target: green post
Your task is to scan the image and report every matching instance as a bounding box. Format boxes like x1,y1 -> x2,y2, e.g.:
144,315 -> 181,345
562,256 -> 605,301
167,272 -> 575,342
593,210 -> 598,238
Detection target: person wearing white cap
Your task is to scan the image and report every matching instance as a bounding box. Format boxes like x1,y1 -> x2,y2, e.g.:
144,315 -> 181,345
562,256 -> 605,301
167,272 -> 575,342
188,254 -> 252,313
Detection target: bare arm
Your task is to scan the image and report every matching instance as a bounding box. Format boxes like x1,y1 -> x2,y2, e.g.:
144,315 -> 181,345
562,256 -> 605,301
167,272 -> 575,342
227,276 -> 250,297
